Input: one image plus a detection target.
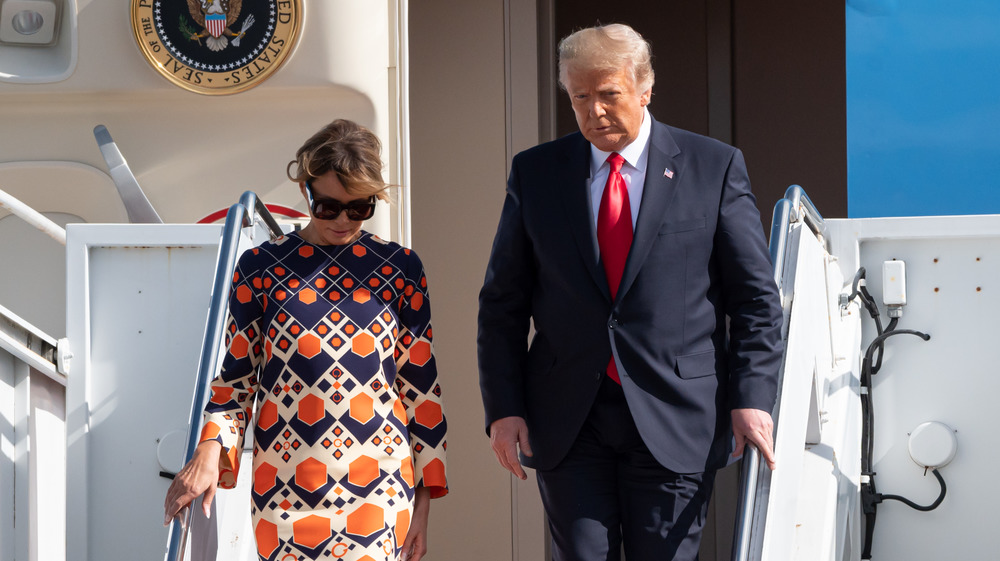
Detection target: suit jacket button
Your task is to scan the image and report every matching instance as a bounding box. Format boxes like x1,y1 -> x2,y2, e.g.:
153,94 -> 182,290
608,319 -> 618,329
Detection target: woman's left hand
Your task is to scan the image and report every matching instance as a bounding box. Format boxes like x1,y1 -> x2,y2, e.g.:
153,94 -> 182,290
401,487 -> 431,561
163,440 -> 221,526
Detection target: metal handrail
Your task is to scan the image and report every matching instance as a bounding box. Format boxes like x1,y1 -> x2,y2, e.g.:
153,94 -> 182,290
0,187 -> 67,245
165,191 -> 283,561
731,185 -> 826,561
0,189 -> 68,383
783,184 -> 828,255
0,330 -> 63,385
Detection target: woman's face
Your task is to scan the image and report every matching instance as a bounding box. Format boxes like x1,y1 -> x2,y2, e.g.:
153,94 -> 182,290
299,171 -> 367,246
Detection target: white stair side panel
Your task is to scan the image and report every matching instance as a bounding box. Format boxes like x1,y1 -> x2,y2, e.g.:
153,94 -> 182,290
761,222 -> 836,560
65,224 -> 222,561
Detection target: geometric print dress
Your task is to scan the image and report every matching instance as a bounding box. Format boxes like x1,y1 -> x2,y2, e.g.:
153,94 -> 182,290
199,230 -> 448,561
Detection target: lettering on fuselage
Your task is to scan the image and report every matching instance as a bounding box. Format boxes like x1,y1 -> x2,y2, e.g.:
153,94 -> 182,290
130,0 -> 302,95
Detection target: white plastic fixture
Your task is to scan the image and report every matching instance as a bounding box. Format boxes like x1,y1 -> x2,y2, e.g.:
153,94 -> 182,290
0,0 -> 59,45
883,260 -> 906,317
907,421 -> 958,469
883,260 -> 906,306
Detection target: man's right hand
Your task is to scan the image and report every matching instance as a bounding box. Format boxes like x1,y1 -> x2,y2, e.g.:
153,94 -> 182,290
489,416 -> 533,480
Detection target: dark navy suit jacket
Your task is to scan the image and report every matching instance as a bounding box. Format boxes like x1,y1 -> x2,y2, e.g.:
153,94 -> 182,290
478,118 -> 783,474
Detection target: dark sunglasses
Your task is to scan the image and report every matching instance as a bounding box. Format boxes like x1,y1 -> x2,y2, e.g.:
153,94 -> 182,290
304,181 -> 376,221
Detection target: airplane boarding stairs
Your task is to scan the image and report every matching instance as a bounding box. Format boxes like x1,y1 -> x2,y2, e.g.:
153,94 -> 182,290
2,186 -> 999,560
0,189 -> 280,561
742,186 -> 999,560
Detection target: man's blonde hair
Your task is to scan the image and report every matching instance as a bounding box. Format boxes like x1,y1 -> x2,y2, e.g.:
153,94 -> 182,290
558,23 -> 654,93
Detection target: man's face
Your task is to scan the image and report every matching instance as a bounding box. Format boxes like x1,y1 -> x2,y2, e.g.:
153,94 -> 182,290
566,66 -> 651,153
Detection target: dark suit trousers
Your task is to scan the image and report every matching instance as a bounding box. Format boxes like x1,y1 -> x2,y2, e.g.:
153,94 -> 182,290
535,376 -> 716,561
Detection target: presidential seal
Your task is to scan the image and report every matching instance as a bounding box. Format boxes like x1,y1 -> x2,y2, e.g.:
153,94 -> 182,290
131,0 -> 302,95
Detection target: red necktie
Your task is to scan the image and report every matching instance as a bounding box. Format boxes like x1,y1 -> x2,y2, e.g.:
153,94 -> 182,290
597,153 -> 632,384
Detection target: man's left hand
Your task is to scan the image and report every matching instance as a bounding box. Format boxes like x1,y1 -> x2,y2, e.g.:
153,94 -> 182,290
731,408 -> 776,470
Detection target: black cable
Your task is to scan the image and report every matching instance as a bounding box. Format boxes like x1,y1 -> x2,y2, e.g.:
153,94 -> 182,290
862,329 -> 930,378
878,469 -> 947,512
848,268 -> 893,372
861,329 -> 930,484
860,476 -> 878,560
850,275 -> 935,559
872,317 -> 898,374
848,267 -> 866,303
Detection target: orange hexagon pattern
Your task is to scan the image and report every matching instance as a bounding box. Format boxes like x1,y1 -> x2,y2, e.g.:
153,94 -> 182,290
202,232 -> 447,560
292,514 -> 331,548
200,421 -> 221,440
349,393 -> 374,424
229,333 -> 249,359
346,503 -> 384,538
295,457 -> 328,493
414,401 -> 443,429
254,462 -> 279,496
236,284 -> 253,304
395,509 -> 411,546
392,398 -> 407,423
422,459 -> 447,490
352,332 -> 375,357
348,455 -> 379,487
255,519 -> 280,558
297,394 -> 325,425
298,288 -> 317,305
298,333 -> 321,358
209,387 -> 234,405
257,400 -> 279,431
399,457 -> 415,487
408,340 -> 432,367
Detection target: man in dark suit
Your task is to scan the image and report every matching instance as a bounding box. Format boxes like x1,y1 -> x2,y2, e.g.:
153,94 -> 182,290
477,23 -> 783,561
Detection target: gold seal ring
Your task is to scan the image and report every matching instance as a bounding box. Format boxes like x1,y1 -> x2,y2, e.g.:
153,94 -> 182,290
130,0 -> 302,95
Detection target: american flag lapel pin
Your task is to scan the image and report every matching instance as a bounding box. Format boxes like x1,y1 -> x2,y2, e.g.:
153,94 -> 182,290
664,168 -> 674,179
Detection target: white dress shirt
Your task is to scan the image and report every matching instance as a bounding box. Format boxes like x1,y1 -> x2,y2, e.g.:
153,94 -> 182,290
588,106 -> 652,230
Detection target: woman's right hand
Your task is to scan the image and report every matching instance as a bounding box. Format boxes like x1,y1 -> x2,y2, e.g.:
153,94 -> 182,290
163,440 -> 222,527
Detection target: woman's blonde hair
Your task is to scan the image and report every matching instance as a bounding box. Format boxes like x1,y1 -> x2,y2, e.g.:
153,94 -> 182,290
558,23 -> 655,94
286,119 -> 390,202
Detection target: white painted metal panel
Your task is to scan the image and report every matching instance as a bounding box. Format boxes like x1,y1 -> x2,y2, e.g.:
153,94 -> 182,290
826,215 -> 1000,561
65,224 -> 231,561
0,325 -> 66,561
759,221 -> 863,561
860,236 -> 1000,559
763,223 -> 824,559
28,370 -> 66,561
0,348 -> 22,561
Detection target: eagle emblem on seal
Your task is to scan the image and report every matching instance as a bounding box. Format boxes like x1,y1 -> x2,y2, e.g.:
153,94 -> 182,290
182,0 -> 255,52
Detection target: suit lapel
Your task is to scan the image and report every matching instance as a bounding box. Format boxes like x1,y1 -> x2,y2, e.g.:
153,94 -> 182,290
617,121 -> 681,301
561,135 -> 612,301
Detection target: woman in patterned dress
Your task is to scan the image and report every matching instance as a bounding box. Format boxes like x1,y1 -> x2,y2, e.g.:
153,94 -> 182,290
164,119 -> 448,561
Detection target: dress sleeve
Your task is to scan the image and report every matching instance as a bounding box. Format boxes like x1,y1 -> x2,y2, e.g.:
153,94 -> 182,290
199,248 -> 265,489
393,249 -> 449,498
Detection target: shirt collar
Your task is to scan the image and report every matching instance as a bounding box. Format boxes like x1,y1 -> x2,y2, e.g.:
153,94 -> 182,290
590,106 -> 652,176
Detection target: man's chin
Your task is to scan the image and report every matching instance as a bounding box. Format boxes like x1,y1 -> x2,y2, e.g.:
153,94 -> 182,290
587,135 -> 626,152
